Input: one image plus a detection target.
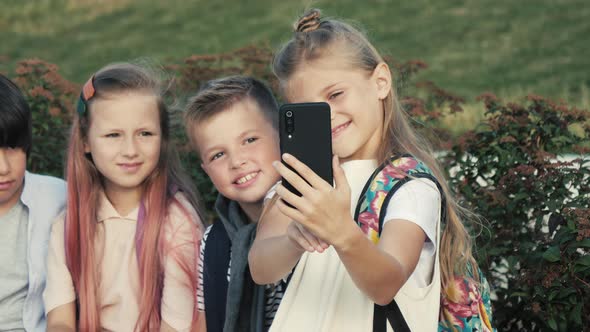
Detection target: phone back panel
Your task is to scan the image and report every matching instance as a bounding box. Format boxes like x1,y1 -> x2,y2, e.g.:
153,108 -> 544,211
279,102 -> 333,196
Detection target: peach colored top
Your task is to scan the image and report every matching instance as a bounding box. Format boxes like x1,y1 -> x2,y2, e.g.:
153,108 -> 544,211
43,191 -> 201,332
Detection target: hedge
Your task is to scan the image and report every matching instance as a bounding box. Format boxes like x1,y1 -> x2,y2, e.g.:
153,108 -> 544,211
5,45 -> 589,331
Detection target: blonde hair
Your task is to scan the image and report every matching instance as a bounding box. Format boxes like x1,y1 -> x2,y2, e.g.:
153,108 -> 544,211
184,75 -> 279,155
272,8 -> 479,290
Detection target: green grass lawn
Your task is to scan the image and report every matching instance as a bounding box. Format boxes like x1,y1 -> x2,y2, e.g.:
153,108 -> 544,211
1,0 -> 589,106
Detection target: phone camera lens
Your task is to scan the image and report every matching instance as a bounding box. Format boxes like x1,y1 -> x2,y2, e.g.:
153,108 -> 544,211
285,110 -> 294,134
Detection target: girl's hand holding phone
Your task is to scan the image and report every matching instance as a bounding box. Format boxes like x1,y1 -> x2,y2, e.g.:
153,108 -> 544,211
273,153 -> 358,250
287,221 -> 329,253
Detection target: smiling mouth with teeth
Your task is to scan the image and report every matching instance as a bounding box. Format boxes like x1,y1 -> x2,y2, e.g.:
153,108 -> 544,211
332,121 -> 351,137
235,172 -> 259,184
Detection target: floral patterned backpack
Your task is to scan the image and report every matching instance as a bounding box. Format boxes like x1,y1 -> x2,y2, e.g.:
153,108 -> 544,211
353,155 -> 495,332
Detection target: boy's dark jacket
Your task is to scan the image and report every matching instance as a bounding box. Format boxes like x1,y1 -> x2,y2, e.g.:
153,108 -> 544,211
203,195 -> 266,332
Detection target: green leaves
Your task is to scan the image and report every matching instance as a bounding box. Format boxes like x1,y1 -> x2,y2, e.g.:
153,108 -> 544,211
447,94 -> 590,330
542,246 -> 561,263
12,59 -> 78,178
6,51 -> 589,331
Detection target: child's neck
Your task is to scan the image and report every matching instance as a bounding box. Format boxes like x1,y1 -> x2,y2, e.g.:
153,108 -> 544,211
105,187 -> 142,217
238,201 -> 262,224
0,181 -> 24,217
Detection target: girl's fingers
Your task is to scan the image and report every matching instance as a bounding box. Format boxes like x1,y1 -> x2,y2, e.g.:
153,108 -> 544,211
296,223 -> 326,253
287,223 -> 315,252
332,155 -> 349,192
276,197 -> 308,226
277,200 -> 326,252
282,154 -> 333,192
275,183 -> 306,211
273,161 -> 315,198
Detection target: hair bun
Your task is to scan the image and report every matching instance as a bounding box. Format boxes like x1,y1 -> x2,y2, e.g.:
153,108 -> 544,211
294,9 -> 321,33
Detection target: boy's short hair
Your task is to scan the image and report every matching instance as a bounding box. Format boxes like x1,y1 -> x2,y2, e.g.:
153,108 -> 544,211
184,76 -> 279,150
0,74 -> 32,155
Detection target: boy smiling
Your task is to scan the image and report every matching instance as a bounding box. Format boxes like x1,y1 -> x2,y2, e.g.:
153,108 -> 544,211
185,76 -> 284,332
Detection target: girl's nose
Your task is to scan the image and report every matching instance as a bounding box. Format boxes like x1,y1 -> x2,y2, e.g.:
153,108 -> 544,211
327,102 -> 336,120
121,137 -> 139,157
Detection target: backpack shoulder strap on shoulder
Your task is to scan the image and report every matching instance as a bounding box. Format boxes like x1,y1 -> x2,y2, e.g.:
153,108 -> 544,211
354,155 -> 443,243
353,155 -> 444,332
203,221 -> 231,332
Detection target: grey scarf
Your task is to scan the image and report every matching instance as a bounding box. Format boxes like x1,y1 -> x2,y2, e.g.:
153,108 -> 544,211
215,195 -> 266,332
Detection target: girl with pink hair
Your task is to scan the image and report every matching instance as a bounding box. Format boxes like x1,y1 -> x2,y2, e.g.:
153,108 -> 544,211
43,63 -> 204,331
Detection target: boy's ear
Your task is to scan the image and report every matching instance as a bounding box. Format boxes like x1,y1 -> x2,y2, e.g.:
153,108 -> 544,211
372,62 -> 392,100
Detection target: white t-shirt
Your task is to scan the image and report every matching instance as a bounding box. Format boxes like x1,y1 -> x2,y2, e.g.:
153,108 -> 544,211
342,159 -> 440,288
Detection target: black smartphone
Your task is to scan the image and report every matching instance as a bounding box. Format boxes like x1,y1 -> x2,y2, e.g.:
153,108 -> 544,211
279,102 -> 334,198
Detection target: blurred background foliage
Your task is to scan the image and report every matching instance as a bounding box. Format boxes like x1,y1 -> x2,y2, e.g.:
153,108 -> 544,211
1,0 -> 589,104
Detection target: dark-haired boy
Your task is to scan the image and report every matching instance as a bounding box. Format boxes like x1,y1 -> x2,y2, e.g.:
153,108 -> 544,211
0,74 -> 66,331
185,76 -> 285,332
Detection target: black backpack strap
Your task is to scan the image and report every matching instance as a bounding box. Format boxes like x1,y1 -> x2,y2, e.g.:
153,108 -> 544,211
374,301 -> 411,332
378,173 -> 446,234
353,157 -> 393,221
372,177 -> 413,332
369,164 -> 446,332
377,172 -> 447,331
203,221 -> 232,332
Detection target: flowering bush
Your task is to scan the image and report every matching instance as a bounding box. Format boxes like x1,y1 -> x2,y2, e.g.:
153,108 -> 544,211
446,94 -> 590,331
7,48 -> 589,329
169,44 -> 277,95
12,59 -> 78,177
